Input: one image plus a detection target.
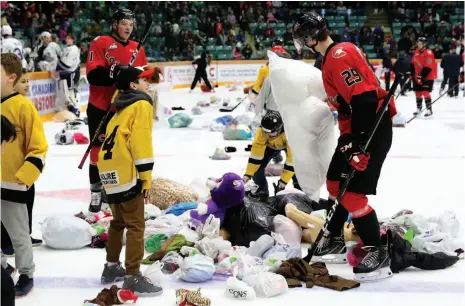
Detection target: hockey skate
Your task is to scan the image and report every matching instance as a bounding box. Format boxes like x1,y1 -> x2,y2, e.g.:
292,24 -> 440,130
413,108 -> 422,116
311,230 -> 348,264
353,242 -> 392,282
424,109 -> 433,117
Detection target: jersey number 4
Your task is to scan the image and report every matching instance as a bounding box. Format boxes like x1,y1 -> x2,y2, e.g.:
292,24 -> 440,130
341,69 -> 362,87
102,125 -> 119,160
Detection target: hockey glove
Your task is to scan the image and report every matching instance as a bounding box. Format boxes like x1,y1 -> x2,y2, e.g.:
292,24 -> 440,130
416,75 -> 423,85
339,134 -> 370,171
109,64 -> 128,80
273,180 -> 287,195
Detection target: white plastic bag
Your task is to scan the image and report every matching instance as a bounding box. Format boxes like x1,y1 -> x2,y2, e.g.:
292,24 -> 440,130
41,216 -> 96,249
273,216 -> 302,245
144,205 -> 162,219
225,276 -> 256,300
242,271 -> 288,298
200,215 -> 220,239
189,177 -> 210,203
177,254 -> 215,283
178,226 -> 199,243
144,260 -> 164,286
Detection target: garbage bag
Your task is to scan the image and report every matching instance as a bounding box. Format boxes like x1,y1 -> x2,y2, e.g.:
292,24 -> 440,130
222,124 -> 253,140
177,254 -> 216,283
42,216 -> 95,250
215,115 -> 234,126
267,192 -> 317,215
222,196 -> 277,246
168,113 -> 193,128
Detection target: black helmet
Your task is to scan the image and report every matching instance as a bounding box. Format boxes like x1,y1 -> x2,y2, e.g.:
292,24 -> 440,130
292,11 -> 327,52
261,111 -> 283,135
417,37 -> 427,43
111,8 -> 135,25
272,38 -> 283,47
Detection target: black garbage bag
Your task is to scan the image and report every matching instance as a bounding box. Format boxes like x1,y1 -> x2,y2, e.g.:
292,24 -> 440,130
222,196 -> 277,247
266,192 -> 318,215
388,230 -> 460,273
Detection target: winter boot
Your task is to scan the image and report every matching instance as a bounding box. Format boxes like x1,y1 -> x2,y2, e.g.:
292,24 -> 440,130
311,230 -> 347,264
123,273 -> 163,297
15,274 -> 34,297
101,262 -> 126,284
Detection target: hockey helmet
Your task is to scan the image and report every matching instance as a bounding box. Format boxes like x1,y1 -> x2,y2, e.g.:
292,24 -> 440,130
416,37 -> 427,49
292,11 -> 327,52
65,119 -> 86,130
272,38 -> 283,47
1,25 -> 12,37
111,8 -> 135,28
55,129 -> 74,145
261,110 -> 283,136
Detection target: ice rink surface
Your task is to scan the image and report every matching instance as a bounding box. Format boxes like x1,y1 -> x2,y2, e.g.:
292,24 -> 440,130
8,86 -> 465,305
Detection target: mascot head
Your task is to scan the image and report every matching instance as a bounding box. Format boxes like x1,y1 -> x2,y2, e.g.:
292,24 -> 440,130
210,173 -> 245,209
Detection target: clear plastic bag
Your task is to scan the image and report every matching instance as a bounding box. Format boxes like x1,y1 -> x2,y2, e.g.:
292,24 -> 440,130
225,276 -> 256,300
144,260 -> 164,286
242,271 -> 288,298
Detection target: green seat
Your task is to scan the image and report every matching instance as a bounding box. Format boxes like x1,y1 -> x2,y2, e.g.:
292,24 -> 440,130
326,16 -> 335,21
223,46 -> 233,51
349,16 -> 358,23
335,16 -> 345,22
218,53 -> 230,60
249,23 -> 258,34
337,22 -> 346,28
364,45 -> 374,52
329,22 -> 337,28
206,45 -> 215,51
276,23 -> 286,30
208,38 -> 216,44
215,46 -> 224,52
358,16 -> 367,23
196,46 -> 204,53
367,52 -> 377,59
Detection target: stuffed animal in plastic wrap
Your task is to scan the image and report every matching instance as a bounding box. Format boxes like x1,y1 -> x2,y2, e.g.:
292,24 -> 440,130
190,173 -> 245,225
222,124 -> 253,140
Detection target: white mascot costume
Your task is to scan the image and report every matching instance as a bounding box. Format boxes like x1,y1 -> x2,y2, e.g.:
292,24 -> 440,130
268,50 -> 336,202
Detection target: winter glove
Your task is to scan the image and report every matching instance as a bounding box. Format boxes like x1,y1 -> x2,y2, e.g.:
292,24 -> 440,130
416,75 -> 423,85
273,180 -> 287,195
339,134 -> 370,171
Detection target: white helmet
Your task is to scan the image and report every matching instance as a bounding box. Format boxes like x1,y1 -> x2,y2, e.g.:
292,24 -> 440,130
1,25 -> 12,37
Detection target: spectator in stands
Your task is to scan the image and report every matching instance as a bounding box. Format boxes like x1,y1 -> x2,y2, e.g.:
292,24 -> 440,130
242,43 -> 253,60
398,32 -> 413,53
438,21 -> 451,39
264,23 -> 275,38
359,26 -> 371,45
155,22 -> 163,37
283,27 -> 293,45
330,29 -> 341,43
373,24 -> 385,49
228,11 -> 237,26
452,23 -> 464,40
233,47 -> 241,60
336,2 -> 347,15
236,30 -> 245,44
256,44 -> 266,59
215,18 -> 223,36
266,10 -> 276,23
433,44 -> 442,58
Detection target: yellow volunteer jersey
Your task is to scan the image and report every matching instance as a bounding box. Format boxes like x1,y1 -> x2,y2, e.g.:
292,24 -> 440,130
97,91 -> 154,204
245,127 -> 294,184
251,65 -> 269,95
1,92 -> 48,203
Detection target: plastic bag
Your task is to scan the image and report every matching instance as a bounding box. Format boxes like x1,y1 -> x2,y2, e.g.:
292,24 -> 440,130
273,215 -> 302,245
41,216 -> 96,250
177,226 -> 199,243
263,257 -> 282,272
189,178 -> 210,203
222,125 -> 253,140
262,243 -> 302,260
168,113 -> 192,128
144,260 -> 164,286
233,114 -> 253,127
145,234 -> 168,253
225,276 -> 256,300
222,197 -> 277,247
144,204 -> 161,220
166,202 -> 198,216
161,251 -> 183,274
215,115 -> 234,126
199,215 -> 221,239
177,254 -> 216,283
267,192 -> 316,215
242,271 -> 288,298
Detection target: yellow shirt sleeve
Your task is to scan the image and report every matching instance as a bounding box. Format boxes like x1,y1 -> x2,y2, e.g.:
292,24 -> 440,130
15,102 -> 48,187
129,101 -> 154,190
280,141 -> 295,184
252,65 -> 268,94
245,128 -> 268,177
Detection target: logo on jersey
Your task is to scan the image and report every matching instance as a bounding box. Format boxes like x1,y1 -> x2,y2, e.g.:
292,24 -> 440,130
108,43 -> 118,50
332,48 -> 346,59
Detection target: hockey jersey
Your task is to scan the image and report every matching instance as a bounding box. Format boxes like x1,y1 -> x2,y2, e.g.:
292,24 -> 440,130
57,44 -> 80,75
252,64 -> 269,95
1,93 -> 48,203
1,37 -> 27,69
86,36 -> 147,111
97,90 -> 154,204
322,42 -> 397,135
411,48 -> 436,81
245,127 -> 294,184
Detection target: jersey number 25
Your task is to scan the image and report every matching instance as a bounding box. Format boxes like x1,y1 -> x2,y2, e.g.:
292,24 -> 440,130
341,69 -> 361,87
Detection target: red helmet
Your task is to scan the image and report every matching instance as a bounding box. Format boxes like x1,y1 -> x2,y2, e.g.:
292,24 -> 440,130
271,45 -> 287,54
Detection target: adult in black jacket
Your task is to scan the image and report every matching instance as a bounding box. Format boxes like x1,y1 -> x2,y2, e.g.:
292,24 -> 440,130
440,46 -> 463,97
393,51 -> 412,95
190,52 -> 213,92
382,51 -> 393,91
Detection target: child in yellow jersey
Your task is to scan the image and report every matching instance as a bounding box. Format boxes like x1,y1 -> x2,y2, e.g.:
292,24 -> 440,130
243,111 -> 300,198
97,66 -> 162,297
1,53 -> 48,298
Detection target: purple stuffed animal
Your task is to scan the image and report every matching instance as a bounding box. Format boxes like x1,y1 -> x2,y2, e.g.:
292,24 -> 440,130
190,172 -> 245,224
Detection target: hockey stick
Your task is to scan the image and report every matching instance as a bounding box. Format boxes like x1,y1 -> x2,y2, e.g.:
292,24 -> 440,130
303,78 -> 400,263
78,2 -> 153,169
395,76 -> 411,99
219,96 -> 247,112
406,82 -> 461,124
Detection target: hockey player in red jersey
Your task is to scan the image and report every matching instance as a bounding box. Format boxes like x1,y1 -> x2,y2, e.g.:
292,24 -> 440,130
411,37 -> 436,117
85,8 -> 147,212
271,38 -> 287,54
293,12 -> 397,281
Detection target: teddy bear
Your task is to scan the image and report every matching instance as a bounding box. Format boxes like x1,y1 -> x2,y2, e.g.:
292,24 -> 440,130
190,173 -> 245,225
84,285 -> 138,306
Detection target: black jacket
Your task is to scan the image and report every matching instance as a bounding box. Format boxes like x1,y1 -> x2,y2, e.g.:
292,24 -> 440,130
393,53 -> 411,76
441,53 -> 463,77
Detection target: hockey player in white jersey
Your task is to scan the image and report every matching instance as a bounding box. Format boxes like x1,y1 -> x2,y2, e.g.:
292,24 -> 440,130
37,31 -> 62,72
1,25 -> 27,69
55,34 -> 81,117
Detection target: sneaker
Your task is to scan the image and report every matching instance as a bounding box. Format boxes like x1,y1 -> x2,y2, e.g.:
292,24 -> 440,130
31,237 -> 42,247
5,264 -> 17,278
307,230 -> 347,264
101,262 -> 126,284
2,246 -> 14,257
88,191 -> 103,213
123,273 -> 163,297
15,274 -> 34,298
353,245 -> 392,282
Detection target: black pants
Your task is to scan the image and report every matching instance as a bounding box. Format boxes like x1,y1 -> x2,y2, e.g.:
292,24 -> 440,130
190,70 -> 212,90
86,103 -> 115,190
441,75 -> 459,97
1,185 -> 35,249
394,74 -> 408,94
1,266 -> 15,306
384,72 -> 391,91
